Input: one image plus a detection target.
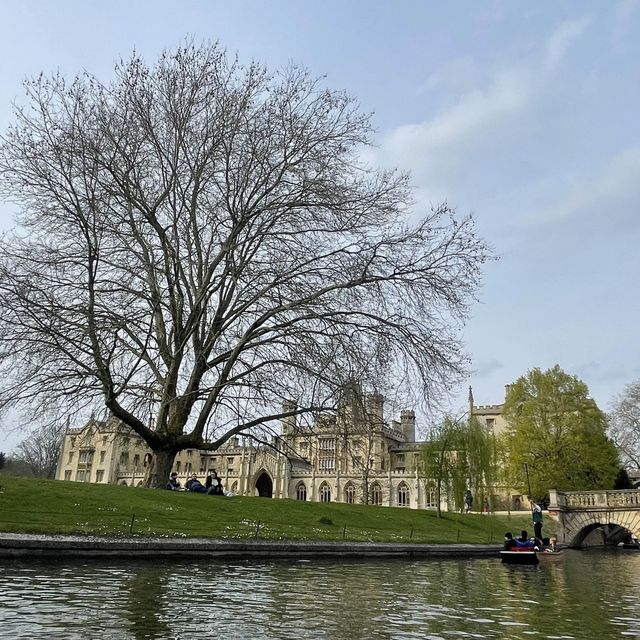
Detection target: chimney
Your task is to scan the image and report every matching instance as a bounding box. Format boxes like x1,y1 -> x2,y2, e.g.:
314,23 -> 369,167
504,384 -> 512,402
400,410 -> 416,443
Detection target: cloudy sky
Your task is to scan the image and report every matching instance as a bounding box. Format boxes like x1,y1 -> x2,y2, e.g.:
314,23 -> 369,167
0,1 -> 638,446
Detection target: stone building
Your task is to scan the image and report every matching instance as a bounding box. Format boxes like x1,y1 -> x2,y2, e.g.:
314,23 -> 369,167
56,385 -> 520,510
55,392 -> 440,510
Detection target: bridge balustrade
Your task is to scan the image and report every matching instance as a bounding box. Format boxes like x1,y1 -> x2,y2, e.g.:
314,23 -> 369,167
551,489 -> 640,509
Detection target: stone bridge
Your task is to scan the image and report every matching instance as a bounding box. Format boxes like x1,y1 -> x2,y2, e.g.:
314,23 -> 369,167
548,488 -> 640,547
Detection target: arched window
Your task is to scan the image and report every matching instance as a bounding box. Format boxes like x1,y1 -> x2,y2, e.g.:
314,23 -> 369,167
231,481 -> 238,493
344,483 -> 356,504
296,482 -> 307,501
398,483 -> 410,507
319,482 -> 331,502
371,483 -> 382,505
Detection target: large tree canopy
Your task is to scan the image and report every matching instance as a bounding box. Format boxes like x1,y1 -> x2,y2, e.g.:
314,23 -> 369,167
0,43 -> 491,486
608,379 -> 640,470
502,365 -> 620,500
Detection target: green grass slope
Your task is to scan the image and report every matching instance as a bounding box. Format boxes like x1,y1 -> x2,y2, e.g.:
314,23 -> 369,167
0,476 -> 543,543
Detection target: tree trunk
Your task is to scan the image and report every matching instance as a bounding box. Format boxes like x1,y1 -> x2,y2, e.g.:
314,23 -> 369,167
145,449 -> 178,488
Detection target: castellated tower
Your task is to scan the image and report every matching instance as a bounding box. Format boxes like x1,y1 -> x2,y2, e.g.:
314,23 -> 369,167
400,410 -> 416,442
280,400 -> 298,434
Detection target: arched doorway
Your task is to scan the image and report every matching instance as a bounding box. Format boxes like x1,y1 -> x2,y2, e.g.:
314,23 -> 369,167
256,472 -> 273,498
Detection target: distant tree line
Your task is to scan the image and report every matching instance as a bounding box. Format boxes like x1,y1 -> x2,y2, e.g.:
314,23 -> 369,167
0,424 -> 63,478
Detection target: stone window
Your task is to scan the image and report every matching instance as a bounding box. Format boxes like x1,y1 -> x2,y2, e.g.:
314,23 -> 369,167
345,484 -> 356,504
95,470 -> 104,483
371,483 -> 382,505
319,438 -> 336,451
67,451 -> 74,464
296,483 -> 307,501
64,470 -> 72,481
100,450 -> 106,464
119,452 -> 129,466
70,437 -> 76,448
398,483 -> 410,507
79,449 -> 94,464
425,489 -> 438,509
319,457 -> 335,471
319,482 -> 331,502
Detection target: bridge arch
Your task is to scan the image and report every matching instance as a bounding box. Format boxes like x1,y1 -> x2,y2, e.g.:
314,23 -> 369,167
550,489 -> 640,547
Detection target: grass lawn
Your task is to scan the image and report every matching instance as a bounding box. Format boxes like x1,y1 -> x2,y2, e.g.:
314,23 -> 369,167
0,475 -> 548,544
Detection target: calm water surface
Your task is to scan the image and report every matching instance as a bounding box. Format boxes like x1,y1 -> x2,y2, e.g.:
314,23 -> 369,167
1,549 -> 639,639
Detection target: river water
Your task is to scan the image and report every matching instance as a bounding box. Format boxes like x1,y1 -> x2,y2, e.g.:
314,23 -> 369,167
1,549 -> 638,639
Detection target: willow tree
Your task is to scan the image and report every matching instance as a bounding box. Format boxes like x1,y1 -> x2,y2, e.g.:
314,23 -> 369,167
420,416 -> 498,517
0,43 -> 491,486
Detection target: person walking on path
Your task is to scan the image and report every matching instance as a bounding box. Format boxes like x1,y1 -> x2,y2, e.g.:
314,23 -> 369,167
464,490 -> 473,514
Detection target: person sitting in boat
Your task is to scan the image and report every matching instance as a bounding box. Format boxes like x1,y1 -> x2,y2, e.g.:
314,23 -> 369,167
516,530 -> 534,548
503,532 -> 517,550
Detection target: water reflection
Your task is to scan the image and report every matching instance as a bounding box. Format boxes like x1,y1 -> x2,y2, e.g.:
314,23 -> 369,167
0,550 -> 639,639
124,565 -> 171,640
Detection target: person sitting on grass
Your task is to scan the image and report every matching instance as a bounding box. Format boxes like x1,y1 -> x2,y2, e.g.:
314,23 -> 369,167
185,474 -> 207,493
166,472 -> 182,491
212,477 -> 224,495
205,470 -> 219,493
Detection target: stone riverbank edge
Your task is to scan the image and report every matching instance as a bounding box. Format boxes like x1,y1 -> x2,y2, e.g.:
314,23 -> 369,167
0,533 -> 497,560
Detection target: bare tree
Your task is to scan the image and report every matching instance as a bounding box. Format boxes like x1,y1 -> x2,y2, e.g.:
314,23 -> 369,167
609,380 -> 640,470
0,43 -> 491,487
14,424 -> 64,478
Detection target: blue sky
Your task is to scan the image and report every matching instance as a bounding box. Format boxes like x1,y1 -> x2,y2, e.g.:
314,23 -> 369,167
1,1 -> 639,446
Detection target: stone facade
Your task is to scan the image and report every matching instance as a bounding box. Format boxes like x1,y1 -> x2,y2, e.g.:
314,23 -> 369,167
55,395 -> 440,510
55,386 -> 520,510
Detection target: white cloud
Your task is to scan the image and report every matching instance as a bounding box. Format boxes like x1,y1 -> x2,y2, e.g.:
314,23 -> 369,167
524,146 -> 640,226
375,16 -> 592,196
387,67 -> 531,158
544,15 -> 592,69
